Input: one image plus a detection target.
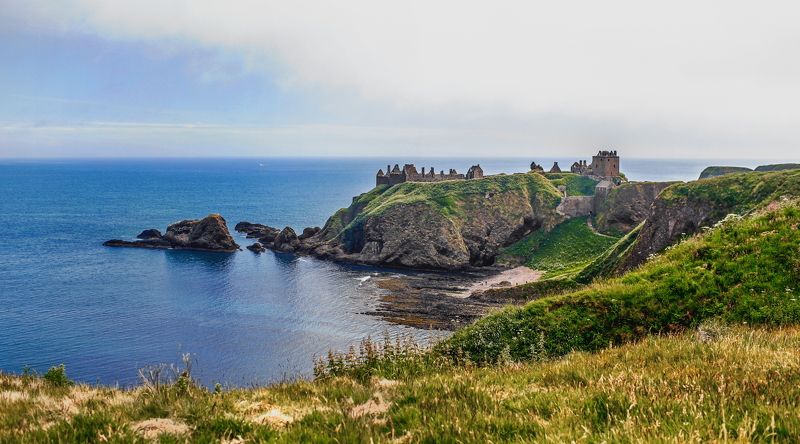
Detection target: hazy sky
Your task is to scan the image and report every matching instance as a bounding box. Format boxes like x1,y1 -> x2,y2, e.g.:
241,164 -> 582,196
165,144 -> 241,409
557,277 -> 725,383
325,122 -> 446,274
1,1 -> 799,159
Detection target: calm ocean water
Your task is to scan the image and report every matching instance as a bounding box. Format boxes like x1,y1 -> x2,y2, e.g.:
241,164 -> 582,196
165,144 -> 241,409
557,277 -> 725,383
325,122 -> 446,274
0,156 -> 764,386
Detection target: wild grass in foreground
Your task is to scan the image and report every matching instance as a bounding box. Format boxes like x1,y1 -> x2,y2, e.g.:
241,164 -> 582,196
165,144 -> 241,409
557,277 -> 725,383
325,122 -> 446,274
2,326 -> 800,442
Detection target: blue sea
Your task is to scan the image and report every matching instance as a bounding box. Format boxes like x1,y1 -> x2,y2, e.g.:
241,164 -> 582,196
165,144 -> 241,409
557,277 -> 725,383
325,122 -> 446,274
0,156 -> 767,386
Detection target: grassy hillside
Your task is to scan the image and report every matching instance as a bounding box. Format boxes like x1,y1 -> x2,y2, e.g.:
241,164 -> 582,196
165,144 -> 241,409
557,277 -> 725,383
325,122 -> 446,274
658,169 -> 800,211
543,172 -> 598,196
356,172 -> 562,221
573,222 -> 643,283
444,200 -> 800,365
499,217 -> 620,278
3,327 -> 800,442
698,166 -> 753,179
755,163 -> 800,172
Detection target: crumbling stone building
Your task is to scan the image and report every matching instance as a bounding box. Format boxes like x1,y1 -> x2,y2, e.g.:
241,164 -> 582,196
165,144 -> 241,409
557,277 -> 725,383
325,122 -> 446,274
532,150 -> 621,178
376,163 -> 485,186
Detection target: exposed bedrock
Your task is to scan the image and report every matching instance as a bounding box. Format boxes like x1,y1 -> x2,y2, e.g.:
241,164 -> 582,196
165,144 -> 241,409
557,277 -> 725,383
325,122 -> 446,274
619,170 -> 800,273
104,214 -> 239,252
593,181 -> 678,235
262,174 -> 564,270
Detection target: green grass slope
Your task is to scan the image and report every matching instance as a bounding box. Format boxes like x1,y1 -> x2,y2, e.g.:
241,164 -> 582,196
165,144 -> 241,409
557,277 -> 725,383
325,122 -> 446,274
543,172 -> 599,196
499,217 -> 620,278
358,172 -> 562,220
573,221 -> 643,283
444,200 -> 800,365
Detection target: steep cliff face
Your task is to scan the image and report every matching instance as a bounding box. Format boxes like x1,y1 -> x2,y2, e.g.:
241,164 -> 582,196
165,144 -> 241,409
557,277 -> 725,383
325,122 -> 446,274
594,181 -> 678,235
619,170 -> 800,272
303,173 -> 564,269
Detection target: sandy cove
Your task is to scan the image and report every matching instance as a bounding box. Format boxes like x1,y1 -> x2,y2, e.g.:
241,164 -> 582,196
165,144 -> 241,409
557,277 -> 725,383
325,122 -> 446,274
457,266 -> 543,298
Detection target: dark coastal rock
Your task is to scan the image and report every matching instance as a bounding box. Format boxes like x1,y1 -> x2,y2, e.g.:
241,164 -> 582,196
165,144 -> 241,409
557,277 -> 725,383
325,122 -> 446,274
246,242 -> 266,253
103,238 -> 171,249
136,229 -> 162,240
272,227 -> 300,252
234,221 -> 280,239
298,226 -> 321,240
104,214 -> 239,252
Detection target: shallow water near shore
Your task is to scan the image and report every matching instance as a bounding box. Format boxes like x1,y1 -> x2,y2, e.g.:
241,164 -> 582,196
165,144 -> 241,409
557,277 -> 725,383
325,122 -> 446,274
0,156 -> 764,386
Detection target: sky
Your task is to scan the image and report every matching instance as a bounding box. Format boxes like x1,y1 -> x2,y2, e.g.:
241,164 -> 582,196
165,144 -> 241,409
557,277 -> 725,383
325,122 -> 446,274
1,1 -> 799,159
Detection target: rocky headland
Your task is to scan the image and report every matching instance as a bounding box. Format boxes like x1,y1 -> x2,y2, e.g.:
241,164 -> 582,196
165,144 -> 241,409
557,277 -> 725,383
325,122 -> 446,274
239,173 -> 566,270
104,214 -> 239,253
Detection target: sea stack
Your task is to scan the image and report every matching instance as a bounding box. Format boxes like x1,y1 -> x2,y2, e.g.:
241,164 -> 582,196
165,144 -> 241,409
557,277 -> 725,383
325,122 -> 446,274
104,214 -> 239,252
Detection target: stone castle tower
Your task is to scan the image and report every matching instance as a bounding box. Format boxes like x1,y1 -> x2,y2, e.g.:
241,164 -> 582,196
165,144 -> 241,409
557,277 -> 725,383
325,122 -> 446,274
589,150 -> 619,177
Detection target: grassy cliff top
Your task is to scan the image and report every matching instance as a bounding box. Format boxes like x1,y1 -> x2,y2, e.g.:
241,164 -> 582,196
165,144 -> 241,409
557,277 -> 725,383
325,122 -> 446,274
660,169 -> 800,211
359,172 -> 562,219
755,163 -> 800,172
698,165 -> 753,179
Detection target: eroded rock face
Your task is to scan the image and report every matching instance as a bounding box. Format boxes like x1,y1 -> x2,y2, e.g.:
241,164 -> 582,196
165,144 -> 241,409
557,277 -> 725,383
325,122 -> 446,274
594,181 -> 678,235
104,214 -> 239,252
618,196 -> 719,272
283,178 -> 562,270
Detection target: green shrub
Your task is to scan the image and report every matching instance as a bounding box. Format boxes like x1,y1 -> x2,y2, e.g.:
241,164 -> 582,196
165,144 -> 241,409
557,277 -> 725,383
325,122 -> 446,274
43,364 -> 72,387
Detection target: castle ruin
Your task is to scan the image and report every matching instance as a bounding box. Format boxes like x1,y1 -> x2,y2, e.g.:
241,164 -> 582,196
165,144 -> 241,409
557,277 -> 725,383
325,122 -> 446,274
376,163 -> 483,186
567,150 -> 620,177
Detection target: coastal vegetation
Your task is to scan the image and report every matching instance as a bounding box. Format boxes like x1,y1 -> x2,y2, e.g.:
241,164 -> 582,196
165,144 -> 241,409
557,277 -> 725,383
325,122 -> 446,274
498,216 -> 620,278
444,200 -> 800,365
542,172 -> 598,196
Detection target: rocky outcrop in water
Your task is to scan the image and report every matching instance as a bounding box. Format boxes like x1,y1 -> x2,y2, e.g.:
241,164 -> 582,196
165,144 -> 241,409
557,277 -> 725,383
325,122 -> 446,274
246,242 -> 266,253
104,214 -> 239,252
136,229 -> 162,240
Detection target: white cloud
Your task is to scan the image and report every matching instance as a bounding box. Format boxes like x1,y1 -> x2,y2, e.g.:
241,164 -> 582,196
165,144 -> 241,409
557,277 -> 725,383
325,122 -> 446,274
3,0 -> 800,158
